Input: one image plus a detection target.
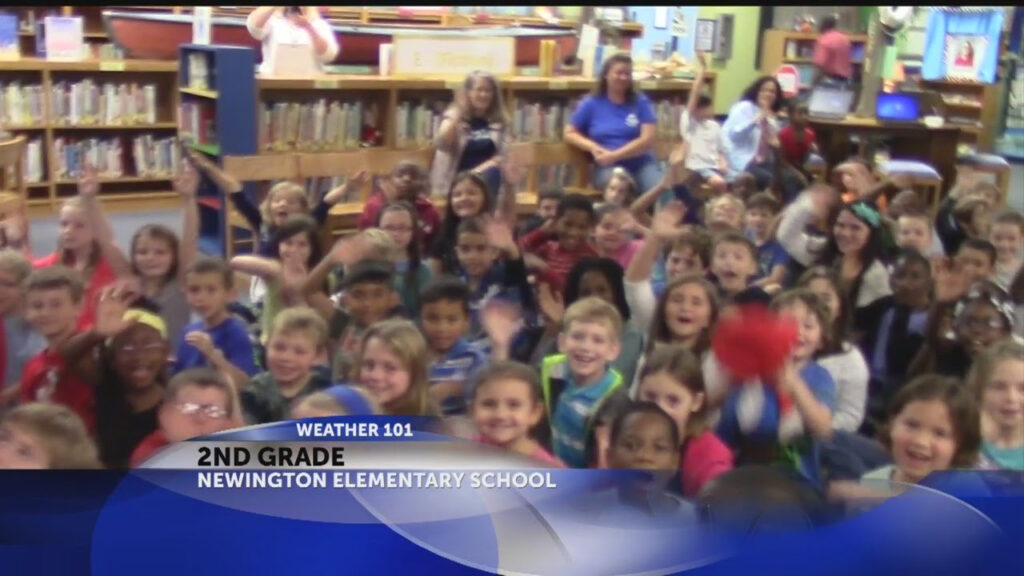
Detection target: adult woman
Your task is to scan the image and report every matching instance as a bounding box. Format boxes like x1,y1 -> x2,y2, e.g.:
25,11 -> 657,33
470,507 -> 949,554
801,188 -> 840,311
246,7 -> 340,75
564,54 -> 661,194
429,70 -> 510,199
721,76 -> 787,187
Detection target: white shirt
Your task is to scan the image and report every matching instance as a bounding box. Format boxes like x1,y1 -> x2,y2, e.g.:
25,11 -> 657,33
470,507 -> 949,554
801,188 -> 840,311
247,11 -> 340,75
679,110 -> 725,172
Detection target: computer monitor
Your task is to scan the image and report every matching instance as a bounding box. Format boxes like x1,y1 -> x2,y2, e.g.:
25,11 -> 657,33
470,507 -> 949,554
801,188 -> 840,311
808,87 -> 855,119
875,92 -> 921,123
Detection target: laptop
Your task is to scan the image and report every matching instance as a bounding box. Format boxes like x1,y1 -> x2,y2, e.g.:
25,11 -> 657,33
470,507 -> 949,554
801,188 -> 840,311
808,87 -> 855,120
875,91 -> 922,124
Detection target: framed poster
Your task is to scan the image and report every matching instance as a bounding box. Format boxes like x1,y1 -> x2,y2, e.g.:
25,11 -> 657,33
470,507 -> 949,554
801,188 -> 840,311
695,18 -> 717,53
944,34 -> 987,80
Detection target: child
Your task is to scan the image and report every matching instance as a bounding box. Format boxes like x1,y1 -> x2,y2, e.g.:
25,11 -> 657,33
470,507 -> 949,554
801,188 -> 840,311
954,238 -> 997,286
361,161 -> 440,251
131,367 -> 240,467
93,156 -> 200,354
520,188 -> 564,237
291,385 -> 380,419
835,158 -> 888,213
353,318 -> 436,416
469,360 -> 562,466
34,166 -> 117,328
635,345 -> 733,498
0,190 -> 32,258
593,204 -> 644,270
862,374 -> 980,486
642,274 -> 721,366
19,266 -> 95,431
968,341 -> 1024,470
777,101 -> 818,173
0,403 -> 100,469
0,250 -> 46,405
679,53 -> 728,196
797,268 -> 870,433
378,201 -> 433,315
173,257 -> 257,388
896,210 -> 938,257
520,193 -> 598,293
705,193 -> 746,234
601,168 -> 639,207
419,277 -> 488,415
432,172 -> 494,275
745,192 -> 789,290
541,297 -> 627,468
716,289 -> 836,469
989,210 -> 1023,288
937,194 -> 992,256
709,232 -> 760,300
242,307 -> 331,424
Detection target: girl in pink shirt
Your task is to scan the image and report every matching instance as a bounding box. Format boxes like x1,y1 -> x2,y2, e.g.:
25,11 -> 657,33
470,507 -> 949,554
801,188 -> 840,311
635,345 -> 734,498
594,204 -> 644,270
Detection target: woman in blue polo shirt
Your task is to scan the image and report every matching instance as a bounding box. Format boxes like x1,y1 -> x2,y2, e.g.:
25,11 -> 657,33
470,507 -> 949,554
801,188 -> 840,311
564,54 -> 662,195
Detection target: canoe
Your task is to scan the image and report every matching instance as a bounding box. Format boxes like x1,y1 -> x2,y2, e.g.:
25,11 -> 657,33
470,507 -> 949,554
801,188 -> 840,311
101,9 -> 581,67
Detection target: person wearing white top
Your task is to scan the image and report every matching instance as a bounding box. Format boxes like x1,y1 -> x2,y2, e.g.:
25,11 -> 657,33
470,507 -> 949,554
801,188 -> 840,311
247,7 -> 340,75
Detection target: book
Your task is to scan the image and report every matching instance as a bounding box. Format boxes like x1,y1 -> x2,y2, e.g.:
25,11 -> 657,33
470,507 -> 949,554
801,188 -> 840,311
43,16 -> 83,62
0,13 -> 19,61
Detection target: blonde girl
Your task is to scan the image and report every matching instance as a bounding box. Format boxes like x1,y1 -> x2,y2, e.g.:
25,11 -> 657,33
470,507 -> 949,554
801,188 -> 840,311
603,167 -> 638,207
353,319 -> 436,416
292,385 -> 381,419
968,340 -> 1024,470
0,403 -> 101,469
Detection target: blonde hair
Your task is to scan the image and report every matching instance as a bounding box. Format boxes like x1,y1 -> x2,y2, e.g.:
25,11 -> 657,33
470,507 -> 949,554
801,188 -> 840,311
269,306 -> 328,350
967,340 -> 1024,400
2,403 -> 101,469
707,193 -> 746,220
294,386 -> 381,416
353,319 -> 433,416
361,229 -> 397,261
0,248 -> 32,282
561,296 -> 623,341
57,197 -> 100,269
462,70 -> 510,125
259,181 -> 309,229
607,167 -> 638,200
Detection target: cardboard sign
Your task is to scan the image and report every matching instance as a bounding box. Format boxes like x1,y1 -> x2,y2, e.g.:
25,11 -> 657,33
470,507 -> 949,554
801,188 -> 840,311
392,36 -> 515,77
775,64 -> 799,99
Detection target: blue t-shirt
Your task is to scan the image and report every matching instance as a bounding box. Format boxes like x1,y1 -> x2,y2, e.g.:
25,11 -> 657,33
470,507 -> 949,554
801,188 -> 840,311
3,316 -> 46,389
753,237 -> 789,279
428,338 -> 488,415
570,93 -> 657,172
173,316 -> 258,377
457,118 -> 497,172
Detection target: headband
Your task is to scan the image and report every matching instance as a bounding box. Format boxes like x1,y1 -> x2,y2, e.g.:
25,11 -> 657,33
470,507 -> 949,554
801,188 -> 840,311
122,309 -> 168,339
954,286 -> 1015,328
326,384 -> 376,416
848,201 -> 882,229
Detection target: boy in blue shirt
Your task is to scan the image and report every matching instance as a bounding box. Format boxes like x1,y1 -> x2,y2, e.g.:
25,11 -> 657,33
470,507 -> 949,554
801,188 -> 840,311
541,297 -> 626,468
419,276 -> 487,416
174,257 -> 257,387
745,192 -> 789,291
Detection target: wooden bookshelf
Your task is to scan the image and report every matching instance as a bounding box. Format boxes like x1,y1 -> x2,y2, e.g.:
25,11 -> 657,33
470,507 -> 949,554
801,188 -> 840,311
916,79 -> 1002,153
10,6 -> 114,59
760,29 -> 869,93
0,58 -> 181,213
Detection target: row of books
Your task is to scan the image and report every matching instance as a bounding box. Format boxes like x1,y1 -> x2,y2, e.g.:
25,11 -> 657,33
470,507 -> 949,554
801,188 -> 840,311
21,137 -> 45,183
653,97 -> 687,140
0,83 -> 45,126
51,81 -> 160,126
52,135 -> 180,179
394,99 -> 448,149
258,99 -> 371,152
509,98 -> 582,143
186,52 -> 213,91
179,101 -> 217,147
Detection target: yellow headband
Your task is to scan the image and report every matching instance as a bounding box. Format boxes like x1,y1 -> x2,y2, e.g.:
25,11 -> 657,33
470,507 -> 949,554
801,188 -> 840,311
122,309 -> 168,339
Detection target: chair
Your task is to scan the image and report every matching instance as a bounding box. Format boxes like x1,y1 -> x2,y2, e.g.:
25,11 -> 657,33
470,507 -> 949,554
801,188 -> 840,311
220,154 -> 301,258
877,159 -> 943,215
515,142 -> 597,201
957,153 -> 1011,207
0,136 -> 27,202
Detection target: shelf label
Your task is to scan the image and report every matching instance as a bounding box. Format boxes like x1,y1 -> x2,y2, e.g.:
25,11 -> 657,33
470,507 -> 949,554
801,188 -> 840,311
99,61 -> 126,72
393,36 -> 516,77
313,79 -> 340,89
548,79 -> 569,90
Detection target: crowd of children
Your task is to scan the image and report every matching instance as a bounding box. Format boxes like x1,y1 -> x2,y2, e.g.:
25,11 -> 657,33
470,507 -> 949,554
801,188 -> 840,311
0,93 -> 1021,521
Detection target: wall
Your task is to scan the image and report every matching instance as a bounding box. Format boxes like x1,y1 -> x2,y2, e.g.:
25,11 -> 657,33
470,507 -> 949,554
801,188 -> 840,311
696,6 -> 762,115
630,6 -> 698,63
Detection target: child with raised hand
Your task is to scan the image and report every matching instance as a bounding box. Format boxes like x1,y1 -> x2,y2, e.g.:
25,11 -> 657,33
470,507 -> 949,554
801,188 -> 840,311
431,172 -> 494,275
540,297 -> 628,468
292,385 -> 380,419
0,191 -> 32,258
861,374 -> 980,487
19,266 -> 95,431
593,204 -> 644,270
954,238 -> 997,286
418,277 -> 488,416
968,340 -> 1024,470
625,200 -> 692,333
745,192 -> 789,290
354,318 -> 437,416
469,360 -> 563,466
174,257 -> 257,389
797,267 -> 870,433
990,210 -> 1023,289
242,307 -> 330,424
361,161 -> 439,248
0,249 -> 46,406
34,164 -> 118,328
635,345 -> 733,498
520,188 -> 564,237
679,52 -> 728,196
131,367 -> 241,467
0,403 -> 100,469
520,193 -> 599,293
709,232 -> 761,300
378,201 -> 433,315
705,193 -> 746,235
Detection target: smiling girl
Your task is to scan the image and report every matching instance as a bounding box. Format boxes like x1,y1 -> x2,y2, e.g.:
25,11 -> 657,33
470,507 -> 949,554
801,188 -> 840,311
354,319 -> 436,416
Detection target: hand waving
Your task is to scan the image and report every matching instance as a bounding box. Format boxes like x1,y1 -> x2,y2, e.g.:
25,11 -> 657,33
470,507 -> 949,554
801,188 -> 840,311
537,283 -> 565,326
650,201 -> 688,241
94,285 -> 138,338
480,299 -> 522,348
174,160 -> 200,198
482,215 -> 516,253
330,233 -> 372,267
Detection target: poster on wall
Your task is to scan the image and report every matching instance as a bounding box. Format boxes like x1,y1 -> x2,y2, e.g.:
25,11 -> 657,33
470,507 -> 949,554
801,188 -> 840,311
922,7 -> 1004,83
671,8 -> 688,37
945,35 -> 987,79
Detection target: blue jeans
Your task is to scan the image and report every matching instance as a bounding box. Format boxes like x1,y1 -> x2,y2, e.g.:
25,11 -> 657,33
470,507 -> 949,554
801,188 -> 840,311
592,159 -> 664,203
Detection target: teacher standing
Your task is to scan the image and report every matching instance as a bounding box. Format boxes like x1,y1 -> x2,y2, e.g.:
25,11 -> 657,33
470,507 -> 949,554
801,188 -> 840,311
564,54 -> 662,195
247,7 -> 340,75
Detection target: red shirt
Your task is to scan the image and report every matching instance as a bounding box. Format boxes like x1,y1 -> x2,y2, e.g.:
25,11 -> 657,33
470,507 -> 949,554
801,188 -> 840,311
358,193 -> 440,249
130,430 -> 169,467
520,228 -> 598,293
813,29 -> 853,80
777,125 -> 817,167
19,347 -> 95,433
679,430 -> 734,498
33,252 -> 117,329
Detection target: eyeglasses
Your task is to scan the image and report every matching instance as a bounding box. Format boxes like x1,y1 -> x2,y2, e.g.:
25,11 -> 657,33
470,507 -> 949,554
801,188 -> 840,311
112,342 -> 166,355
957,316 -> 1006,331
173,402 -> 228,420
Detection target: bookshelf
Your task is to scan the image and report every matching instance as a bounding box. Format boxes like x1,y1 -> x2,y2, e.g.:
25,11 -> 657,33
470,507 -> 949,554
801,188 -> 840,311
0,58 -> 180,217
8,6 -> 121,61
760,29 -> 869,94
917,78 -> 1001,153
177,44 -> 257,257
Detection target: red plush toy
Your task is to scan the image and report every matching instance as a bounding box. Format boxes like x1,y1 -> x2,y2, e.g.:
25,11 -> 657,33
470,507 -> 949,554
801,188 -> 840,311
711,304 -> 798,381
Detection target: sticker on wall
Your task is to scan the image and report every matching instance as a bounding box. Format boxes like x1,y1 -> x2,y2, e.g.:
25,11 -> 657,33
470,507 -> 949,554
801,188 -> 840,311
944,34 -> 987,81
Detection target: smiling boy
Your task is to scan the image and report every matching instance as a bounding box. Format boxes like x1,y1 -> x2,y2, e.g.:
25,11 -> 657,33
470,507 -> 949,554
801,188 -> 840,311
541,297 -> 626,468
